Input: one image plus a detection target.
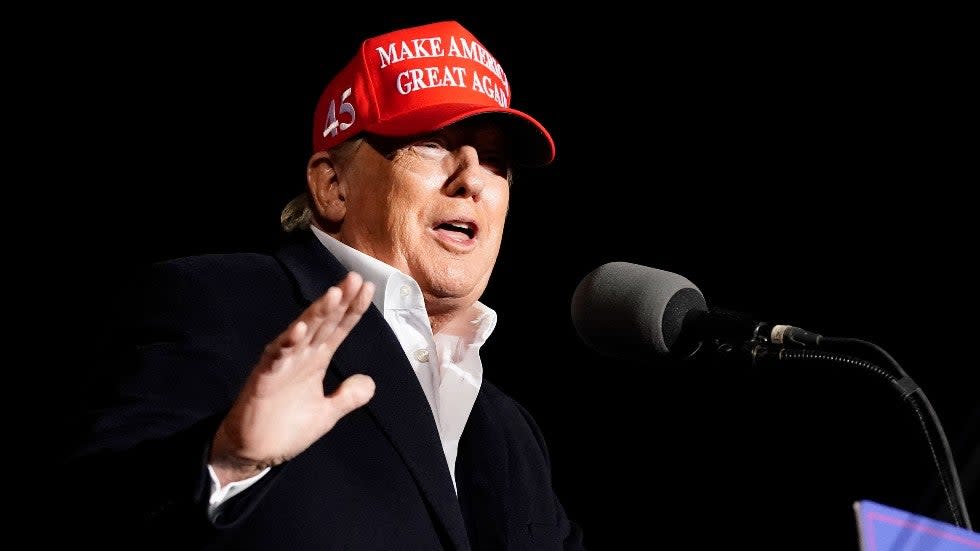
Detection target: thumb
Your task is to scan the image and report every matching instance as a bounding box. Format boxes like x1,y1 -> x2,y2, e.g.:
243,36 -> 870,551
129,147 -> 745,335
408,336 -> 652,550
327,374 -> 376,421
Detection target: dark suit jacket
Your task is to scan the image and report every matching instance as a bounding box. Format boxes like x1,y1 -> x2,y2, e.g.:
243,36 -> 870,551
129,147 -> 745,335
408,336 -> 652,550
63,231 -> 584,550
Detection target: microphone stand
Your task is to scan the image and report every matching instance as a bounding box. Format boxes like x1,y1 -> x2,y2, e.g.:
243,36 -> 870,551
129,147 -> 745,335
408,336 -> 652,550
726,329 -> 974,531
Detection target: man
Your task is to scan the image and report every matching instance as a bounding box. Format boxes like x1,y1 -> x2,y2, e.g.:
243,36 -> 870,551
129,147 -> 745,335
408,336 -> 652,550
64,20 -> 584,550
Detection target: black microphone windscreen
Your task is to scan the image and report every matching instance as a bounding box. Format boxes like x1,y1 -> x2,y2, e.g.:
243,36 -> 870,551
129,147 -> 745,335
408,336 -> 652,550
571,262 -> 707,360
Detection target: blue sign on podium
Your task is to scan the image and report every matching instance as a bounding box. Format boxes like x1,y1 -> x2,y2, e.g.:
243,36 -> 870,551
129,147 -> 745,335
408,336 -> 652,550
855,500 -> 980,550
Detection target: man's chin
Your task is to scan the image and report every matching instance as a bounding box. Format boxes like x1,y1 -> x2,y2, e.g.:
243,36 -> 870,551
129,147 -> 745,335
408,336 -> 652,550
419,274 -> 482,302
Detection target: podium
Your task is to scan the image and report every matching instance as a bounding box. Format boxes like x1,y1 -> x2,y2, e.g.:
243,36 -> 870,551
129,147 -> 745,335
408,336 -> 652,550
855,500 -> 980,550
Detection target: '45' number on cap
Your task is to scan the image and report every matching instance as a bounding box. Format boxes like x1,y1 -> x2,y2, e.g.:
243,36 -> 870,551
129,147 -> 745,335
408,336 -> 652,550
323,88 -> 355,138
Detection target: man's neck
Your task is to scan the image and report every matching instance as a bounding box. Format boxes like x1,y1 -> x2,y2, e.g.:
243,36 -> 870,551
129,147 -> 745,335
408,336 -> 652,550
425,297 -> 472,336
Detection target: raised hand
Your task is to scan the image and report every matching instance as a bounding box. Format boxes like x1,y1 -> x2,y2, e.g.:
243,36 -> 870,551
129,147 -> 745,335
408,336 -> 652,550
210,271 -> 376,485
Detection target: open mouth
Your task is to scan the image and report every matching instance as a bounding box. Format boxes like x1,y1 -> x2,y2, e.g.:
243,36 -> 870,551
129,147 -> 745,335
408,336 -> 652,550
434,220 -> 477,239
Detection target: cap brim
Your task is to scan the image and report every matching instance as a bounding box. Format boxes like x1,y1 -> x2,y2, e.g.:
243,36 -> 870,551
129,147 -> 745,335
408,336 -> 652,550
365,103 -> 555,167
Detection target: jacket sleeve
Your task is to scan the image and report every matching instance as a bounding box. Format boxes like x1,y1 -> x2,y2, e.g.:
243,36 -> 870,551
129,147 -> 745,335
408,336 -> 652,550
60,259 -> 257,547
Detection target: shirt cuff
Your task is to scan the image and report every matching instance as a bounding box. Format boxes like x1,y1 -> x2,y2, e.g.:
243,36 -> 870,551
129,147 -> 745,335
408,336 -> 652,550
207,464 -> 271,520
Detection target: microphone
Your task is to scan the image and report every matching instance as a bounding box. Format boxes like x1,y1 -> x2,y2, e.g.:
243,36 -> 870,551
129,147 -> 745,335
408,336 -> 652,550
571,263 -> 976,531
570,261 -> 822,361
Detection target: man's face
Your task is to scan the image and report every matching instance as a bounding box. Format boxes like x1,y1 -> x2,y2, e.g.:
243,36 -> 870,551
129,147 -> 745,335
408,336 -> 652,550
336,119 -> 512,310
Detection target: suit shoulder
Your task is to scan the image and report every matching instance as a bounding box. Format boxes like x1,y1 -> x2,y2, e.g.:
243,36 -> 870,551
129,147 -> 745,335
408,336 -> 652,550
147,252 -> 290,290
156,251 -> 281,279
133,251 -> 296,313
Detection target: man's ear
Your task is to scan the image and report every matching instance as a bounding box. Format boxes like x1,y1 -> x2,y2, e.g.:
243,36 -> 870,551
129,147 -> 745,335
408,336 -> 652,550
307,150 -> 346,228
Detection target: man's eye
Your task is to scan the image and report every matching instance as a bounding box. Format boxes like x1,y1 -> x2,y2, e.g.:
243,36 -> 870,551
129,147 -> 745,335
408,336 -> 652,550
481,154 -> 510,176
416,139 -> 448,150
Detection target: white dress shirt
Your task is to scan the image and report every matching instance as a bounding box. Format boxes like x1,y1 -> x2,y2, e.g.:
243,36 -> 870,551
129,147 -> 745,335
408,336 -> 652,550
207,227 -> 496,517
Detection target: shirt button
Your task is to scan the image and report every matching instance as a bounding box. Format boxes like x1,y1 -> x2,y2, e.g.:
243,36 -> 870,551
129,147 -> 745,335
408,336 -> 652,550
400,285 -> 410,297
415,349 -> 430,363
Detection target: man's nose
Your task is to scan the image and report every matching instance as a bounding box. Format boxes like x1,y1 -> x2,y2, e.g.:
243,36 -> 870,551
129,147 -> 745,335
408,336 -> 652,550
444,145 -> 487,199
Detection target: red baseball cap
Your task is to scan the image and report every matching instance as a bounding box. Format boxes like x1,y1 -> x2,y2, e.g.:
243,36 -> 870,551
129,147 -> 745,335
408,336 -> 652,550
312,20 -> 555,166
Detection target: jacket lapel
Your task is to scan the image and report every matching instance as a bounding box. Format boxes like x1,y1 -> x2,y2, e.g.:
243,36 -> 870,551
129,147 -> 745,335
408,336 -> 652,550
455,388 -> 510,548
275,233 -> 470,550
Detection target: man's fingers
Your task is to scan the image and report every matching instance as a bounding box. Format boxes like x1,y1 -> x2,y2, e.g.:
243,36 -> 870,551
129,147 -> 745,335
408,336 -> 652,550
300,285 -> 344,346
283,320 -> 308,348
353,280 -> 375,313
262,272 -> 371,370
316,281 -> 374,354
309,275 -> 371,346
326,281 -> 375,345
264,320 -> 308,362
335,270 -> 364,299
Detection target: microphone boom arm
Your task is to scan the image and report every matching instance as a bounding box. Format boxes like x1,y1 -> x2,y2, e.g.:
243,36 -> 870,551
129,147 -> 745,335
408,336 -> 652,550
736,339 -> 974,531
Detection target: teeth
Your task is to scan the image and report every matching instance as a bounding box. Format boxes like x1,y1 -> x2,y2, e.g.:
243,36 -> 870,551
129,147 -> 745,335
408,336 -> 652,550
447,223 -> 469,230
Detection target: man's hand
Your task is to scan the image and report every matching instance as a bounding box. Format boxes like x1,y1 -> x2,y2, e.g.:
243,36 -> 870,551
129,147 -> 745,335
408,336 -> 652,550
210,271 -> 376,485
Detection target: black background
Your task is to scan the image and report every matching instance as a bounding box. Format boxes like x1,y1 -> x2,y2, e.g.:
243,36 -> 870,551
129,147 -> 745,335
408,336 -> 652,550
34,9 -> 977,549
